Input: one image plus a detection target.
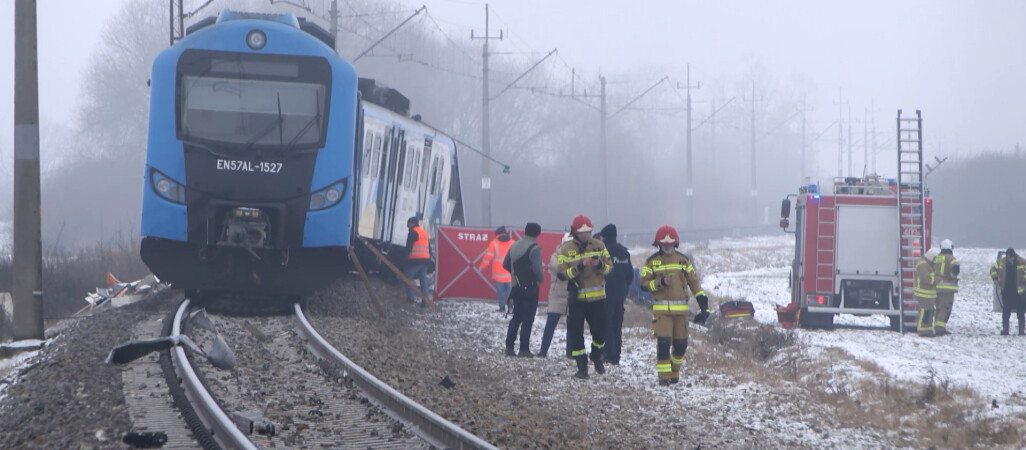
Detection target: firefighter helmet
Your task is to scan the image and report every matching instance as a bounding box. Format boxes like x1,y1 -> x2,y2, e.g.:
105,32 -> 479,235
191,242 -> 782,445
653,225 -> 680,247
925,247 -> 940,260
940,239 -> 953,250
571,214 -> 593,234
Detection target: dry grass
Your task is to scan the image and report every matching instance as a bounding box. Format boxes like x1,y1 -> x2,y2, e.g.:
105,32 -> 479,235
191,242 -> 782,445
684,296 -> 1025,448
0,231 -> 148,320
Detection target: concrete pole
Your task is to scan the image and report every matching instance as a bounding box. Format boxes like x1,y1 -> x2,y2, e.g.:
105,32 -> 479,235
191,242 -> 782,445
600,76 -> 607,224
750,80 -> 757,224
14,0 -> 44,340
685,66 -> 694,228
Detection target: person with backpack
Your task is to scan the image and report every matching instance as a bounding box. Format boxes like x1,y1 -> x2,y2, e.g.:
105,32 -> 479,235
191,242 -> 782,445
502,222 -> 545,357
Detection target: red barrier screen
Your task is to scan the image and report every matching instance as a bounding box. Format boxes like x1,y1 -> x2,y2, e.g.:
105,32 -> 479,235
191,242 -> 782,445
435,225 -> 563,302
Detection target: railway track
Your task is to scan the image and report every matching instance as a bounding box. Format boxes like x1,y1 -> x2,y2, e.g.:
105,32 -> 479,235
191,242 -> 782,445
124,298 -> 495,449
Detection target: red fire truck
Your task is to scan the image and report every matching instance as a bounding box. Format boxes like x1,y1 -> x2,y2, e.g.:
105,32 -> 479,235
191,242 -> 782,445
779,174 -> 932,331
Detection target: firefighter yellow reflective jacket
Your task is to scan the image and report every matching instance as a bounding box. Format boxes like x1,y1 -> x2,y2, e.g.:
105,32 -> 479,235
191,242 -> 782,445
990,255 -> 1026,296
556,237 -> 612,301
914,256 -> 936,300
640,250 -> 705,306
933,252 -> 959,293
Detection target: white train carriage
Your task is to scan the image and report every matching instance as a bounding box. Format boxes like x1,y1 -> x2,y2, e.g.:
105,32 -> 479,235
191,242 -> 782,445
353,81 -> 464,249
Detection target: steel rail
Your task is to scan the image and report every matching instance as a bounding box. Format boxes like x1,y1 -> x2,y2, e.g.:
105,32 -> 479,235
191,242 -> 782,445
171,299 -> 257,450
293,303 -> 498,450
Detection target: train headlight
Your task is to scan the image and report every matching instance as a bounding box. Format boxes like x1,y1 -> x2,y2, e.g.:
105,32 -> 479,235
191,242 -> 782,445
309,178 -> 348,211
246,30 -> 266,50
150,168 -> 186,204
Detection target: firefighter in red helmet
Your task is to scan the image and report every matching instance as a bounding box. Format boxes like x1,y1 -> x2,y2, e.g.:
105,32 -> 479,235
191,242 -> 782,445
639,225 -> 709,386
556,214 -> 612,379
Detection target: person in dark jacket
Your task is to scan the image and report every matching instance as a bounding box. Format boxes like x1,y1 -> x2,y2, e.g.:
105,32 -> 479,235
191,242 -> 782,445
501,222 -> 545,356
596,224 -> 633,365
991,248 -> 1026,335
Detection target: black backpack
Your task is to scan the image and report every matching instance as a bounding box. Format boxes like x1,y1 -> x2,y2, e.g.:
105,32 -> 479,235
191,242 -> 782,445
512,243 -> 540,287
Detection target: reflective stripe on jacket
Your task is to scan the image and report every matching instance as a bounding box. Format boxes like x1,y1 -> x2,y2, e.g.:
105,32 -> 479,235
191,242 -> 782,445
640,250 -> 705,311
914,257 -> 936,299
556,237 -> 612,301
408,226 -> 430,260
479,237 -> 512,282
933,253 -> 959,293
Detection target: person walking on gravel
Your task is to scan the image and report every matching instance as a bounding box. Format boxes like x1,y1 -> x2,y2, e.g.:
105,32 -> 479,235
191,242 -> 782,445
502,222 -> 545,357
639,225 -> 709,386
539,232 -> 574,358
556,214 -> 612,379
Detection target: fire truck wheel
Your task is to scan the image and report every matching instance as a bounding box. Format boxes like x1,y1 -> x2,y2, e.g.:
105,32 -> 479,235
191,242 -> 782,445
889,316 -> 901,332
798,308 -> 834,330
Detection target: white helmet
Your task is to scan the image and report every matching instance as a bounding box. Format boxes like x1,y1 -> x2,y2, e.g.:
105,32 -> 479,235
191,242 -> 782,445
925,247 -> 940,260
940,239 -> 953,250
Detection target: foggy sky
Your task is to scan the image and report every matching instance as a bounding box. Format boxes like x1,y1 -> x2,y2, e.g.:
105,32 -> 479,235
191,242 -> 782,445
2,0 -> 1025,180
410,0 -> 1026,164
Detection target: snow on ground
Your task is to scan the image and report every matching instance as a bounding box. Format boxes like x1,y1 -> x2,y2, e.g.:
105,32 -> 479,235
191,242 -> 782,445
699,234 -> 1026,416
0,340 -> 44,403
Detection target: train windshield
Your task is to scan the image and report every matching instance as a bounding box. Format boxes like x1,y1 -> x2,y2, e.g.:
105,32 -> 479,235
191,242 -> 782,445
176,50 -> 331,151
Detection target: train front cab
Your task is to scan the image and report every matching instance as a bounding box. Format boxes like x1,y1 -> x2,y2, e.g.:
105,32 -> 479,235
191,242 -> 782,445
140,12 -> 358,295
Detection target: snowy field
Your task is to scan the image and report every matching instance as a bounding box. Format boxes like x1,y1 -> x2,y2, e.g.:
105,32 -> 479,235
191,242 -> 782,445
697,234 -> 1026,411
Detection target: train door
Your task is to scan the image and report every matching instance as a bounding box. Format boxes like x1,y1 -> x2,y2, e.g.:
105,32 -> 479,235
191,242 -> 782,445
444,140 -> 464,226
380,127 -> 404,244
423,139 -> 449,228
356,119 -> 388,239
392,134 -> 422,242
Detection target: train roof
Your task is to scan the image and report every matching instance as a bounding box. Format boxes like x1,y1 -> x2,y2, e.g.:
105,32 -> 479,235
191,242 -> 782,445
186,10 -> 335,50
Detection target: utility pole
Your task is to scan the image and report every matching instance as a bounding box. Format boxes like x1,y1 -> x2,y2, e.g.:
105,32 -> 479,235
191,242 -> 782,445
710,100 -> 717,177
600,76 -> 608,223
169,0 -> 184,45
837,88 -> 843,177
848,103 -> 853,177
871,99 -> 877,174
471,4 -> 502,227
14,0 -> 44,340
683,64 -> 700,228
863,107 -> 868,176
329,0 -> 338,47
750,80 -> 758,224
801,96 -> 807,180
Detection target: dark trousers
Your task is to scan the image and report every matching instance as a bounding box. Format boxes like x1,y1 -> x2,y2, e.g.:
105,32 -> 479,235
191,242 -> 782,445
567,298 -> 606,358
604,294 -> 625,363
1002,292 -> 1025,331
539,312 -> 570,357
506,284 -> 539,351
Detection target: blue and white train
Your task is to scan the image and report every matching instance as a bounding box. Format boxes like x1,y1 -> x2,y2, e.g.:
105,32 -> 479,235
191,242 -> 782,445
141,11 -> 464,296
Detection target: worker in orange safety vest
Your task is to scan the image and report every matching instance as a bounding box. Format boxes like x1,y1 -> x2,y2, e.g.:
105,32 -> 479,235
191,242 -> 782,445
404,216 -> 433,306
479,226 -> 514,312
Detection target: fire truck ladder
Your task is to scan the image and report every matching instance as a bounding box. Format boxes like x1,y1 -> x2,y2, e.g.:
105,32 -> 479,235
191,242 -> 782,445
896,109 -> 926,332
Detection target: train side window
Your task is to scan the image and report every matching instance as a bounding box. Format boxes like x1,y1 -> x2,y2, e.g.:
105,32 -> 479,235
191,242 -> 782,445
362,131 -> 373,176
412,148 -> 422,191
369,134 -> 379,178
403,145 -> 416,190
430,156 -> 442,195
376,134 -> 387,180
448,161 -> 461,200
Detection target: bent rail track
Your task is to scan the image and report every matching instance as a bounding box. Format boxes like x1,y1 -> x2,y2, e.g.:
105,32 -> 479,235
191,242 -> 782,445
159,298 -> 496,449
